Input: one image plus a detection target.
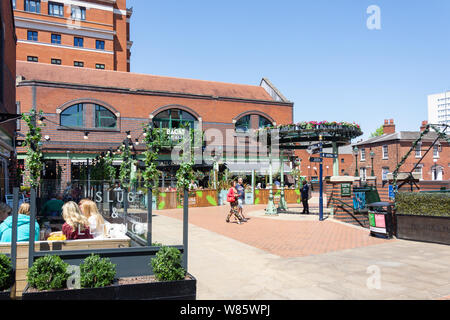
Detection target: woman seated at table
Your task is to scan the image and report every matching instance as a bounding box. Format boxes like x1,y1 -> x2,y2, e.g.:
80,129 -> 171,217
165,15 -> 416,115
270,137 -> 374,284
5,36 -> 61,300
62,201 -> 93,240
79,199 -> 108,239
0,203 -> 40,243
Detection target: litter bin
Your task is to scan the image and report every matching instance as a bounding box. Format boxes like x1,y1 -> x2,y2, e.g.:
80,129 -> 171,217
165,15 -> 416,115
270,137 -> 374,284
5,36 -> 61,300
367,202 -> 394,239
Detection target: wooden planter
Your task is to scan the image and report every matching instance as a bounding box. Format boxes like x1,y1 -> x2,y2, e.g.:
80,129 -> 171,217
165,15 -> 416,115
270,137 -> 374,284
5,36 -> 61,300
396,214 -> 450,245
22,273 -> 197,300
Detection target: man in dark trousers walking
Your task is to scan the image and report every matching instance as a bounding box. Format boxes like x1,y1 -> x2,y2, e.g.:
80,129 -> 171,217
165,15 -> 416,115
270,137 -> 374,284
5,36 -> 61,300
300,178 -> 310,214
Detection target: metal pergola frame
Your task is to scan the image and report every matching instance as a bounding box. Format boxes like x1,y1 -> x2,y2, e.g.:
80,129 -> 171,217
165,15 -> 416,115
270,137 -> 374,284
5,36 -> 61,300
261,126 -> 362,219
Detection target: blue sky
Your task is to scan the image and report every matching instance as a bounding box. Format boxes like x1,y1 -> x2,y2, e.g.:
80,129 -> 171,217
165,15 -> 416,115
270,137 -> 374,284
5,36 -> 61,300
128,0 -> 450,139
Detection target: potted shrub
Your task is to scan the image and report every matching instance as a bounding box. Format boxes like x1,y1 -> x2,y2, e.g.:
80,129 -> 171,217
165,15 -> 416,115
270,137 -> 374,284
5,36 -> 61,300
395,192 -> 450,245
23,254 -> 117,300
0,254 -> 13,300
23,248 -> 196,300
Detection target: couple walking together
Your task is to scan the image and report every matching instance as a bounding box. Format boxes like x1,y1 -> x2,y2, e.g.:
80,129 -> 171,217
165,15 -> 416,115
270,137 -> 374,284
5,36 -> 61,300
226,178 -> 249,224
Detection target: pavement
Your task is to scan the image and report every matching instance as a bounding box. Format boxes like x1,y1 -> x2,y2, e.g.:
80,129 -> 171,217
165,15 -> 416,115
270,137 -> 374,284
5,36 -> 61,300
147,204 -> 450,300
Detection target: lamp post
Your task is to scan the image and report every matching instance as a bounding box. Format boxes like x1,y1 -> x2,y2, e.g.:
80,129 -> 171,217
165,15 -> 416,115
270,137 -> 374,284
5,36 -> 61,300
370,151 -> 375,177
353,146 -> 359,177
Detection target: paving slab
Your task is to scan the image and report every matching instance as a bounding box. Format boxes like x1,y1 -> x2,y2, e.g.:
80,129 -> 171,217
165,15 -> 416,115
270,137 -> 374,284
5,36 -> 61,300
150,205 -> 450,300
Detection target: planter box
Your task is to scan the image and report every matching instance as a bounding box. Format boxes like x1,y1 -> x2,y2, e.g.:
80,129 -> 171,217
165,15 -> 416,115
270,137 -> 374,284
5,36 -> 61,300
0,290 -> 11,300
396,214 -> 450,245
22,274 -> 197,300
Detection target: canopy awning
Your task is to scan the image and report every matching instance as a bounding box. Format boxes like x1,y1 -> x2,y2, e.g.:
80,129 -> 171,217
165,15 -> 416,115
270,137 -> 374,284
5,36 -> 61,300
224,161 -> 292,175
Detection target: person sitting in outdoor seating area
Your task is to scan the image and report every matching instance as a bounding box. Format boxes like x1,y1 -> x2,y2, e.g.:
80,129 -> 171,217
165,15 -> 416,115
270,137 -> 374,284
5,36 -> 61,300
79,199 -> 108,239
41,193 -> 64,217
0,203 -> 40,243
61,201 -> 93,240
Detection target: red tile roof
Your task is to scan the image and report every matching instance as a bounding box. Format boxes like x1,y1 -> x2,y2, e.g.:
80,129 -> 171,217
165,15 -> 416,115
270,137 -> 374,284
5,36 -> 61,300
16,61 -> 275,101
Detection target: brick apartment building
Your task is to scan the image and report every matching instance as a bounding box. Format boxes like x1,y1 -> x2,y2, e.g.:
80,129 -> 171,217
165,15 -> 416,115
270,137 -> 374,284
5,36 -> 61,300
13,0 -> 132,72
294,145 -> 354,182
0,0 -> 17,200
353,119 -> 450,183
15,61 -> 294,188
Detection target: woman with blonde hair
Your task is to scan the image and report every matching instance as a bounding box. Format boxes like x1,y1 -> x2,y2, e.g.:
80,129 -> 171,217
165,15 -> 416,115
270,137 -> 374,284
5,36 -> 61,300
0,202 -> 39,242
79,200 -> 107,238
18,203 -> 30,215
62,201 -> 93,240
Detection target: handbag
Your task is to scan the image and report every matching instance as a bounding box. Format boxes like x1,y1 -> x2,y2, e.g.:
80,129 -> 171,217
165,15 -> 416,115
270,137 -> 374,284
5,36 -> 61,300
227,188 -> 236,203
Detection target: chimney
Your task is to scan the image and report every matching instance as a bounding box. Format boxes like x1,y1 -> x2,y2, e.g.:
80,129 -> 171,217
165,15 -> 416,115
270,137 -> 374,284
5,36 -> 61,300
383,119 -> 396,135
420,120 -> 428,132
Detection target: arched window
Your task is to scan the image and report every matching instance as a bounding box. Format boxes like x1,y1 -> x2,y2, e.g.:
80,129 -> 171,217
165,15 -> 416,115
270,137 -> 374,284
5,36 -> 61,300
153,109 -> 197,129
95,105 -> 117,128
235,115 -> 251,132
60,104 -> 84,127
258,116 -> 272,129
234,114 -> 273,132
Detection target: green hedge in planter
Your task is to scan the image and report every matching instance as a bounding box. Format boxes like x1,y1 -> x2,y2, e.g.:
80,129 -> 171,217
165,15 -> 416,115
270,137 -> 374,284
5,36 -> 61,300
150,246 -> 186,282
80,254 -> 116,288
396,192 -> 450,217
27,255 -> 70,291
0,254 -> 13,291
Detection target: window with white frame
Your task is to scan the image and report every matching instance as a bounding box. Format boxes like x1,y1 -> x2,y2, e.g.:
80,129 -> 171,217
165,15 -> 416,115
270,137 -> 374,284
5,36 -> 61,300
382,145 -> 388,159
415,142 -> 421,158
433,144 -> 440,158
360,167 -> 367,181
413,165 -> 423,180
71,6 -> 86,20
360,148 -> 366,161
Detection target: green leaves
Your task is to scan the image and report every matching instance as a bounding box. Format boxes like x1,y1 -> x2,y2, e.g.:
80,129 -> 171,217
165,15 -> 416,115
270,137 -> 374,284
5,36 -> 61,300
28,254 -> 117,291
119,141 -> 135,189
80,254 -> 116,289
27,255 -> 70,291
22,110 -> 45,188
142,124 -> 163,189
396,192 -> 450,217
150,246 -> 186,282
176,161 -> 194,192
0,254 -> 13,291
104,151 -> 117,183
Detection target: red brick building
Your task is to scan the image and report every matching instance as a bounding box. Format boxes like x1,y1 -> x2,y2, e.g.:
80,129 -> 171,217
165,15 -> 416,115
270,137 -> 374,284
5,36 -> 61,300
14,0 -> 132,72
295,146 -> 354,182
353,119 -> 450,183
16,61 -> 294,188
1,0 -> 17,200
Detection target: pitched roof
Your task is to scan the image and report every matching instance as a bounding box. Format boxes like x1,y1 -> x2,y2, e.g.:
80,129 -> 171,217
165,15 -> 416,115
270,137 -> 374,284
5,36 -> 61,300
16,61 -> 278,102
355,131 -> 441,146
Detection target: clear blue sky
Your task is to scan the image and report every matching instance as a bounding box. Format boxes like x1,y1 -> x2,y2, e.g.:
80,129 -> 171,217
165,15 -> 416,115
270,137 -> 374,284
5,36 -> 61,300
128,0 -> 450,139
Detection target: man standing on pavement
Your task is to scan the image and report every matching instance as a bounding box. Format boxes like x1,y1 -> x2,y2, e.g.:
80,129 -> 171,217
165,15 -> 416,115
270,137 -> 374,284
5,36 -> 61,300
236,178 -> 249,222
300,178 -> 310,214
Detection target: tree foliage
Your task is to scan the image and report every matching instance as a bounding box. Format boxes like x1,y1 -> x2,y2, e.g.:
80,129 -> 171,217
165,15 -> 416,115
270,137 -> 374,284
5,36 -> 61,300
370,125 -> 384,138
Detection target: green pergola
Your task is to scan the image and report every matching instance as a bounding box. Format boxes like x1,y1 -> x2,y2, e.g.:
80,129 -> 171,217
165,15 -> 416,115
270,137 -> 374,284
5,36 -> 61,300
260,122 -> 363,215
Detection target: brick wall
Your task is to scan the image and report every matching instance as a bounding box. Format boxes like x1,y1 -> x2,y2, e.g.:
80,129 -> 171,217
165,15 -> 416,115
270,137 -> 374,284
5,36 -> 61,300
14,0 -> 130,71
325,179 -> 370,228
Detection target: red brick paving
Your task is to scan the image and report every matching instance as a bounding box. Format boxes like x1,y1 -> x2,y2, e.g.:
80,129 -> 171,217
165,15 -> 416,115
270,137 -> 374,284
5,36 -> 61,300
157,205 -> 391,258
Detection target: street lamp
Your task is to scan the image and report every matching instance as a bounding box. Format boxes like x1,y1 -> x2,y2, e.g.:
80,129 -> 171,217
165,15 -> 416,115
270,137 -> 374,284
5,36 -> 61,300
370,151 -> 375,177
353,146 -> 359,177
